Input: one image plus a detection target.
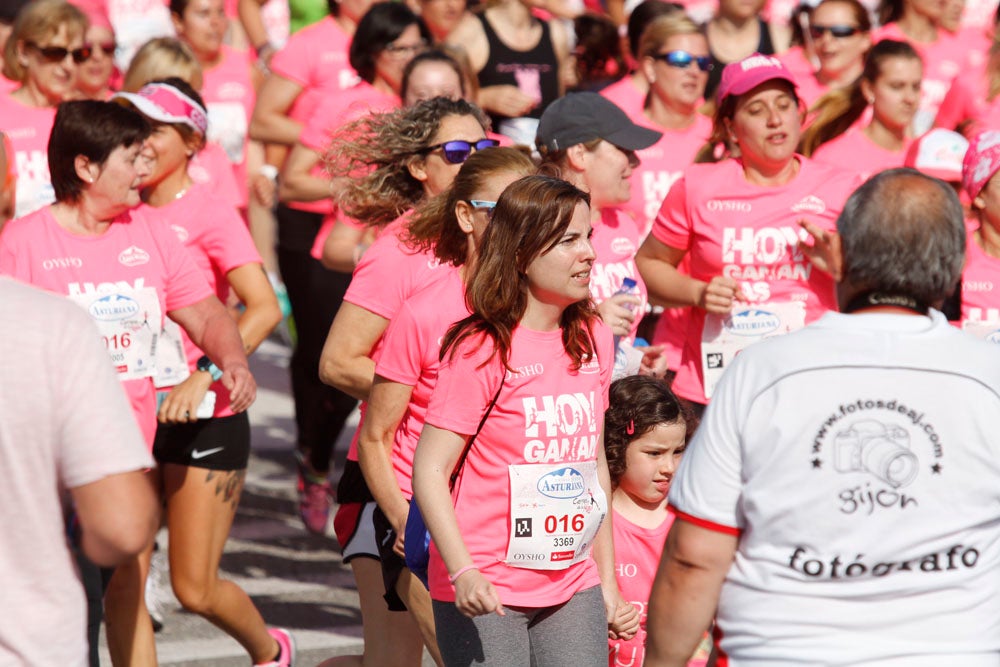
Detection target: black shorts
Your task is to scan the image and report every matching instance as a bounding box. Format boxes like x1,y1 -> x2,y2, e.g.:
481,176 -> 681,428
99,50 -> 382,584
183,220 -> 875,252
153,412 -> 250,470
372,506 -> 408,612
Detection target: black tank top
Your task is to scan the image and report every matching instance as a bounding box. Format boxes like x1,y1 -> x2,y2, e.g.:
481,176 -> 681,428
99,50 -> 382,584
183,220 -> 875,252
477,11 -> 561,123
704,17 -> 776,101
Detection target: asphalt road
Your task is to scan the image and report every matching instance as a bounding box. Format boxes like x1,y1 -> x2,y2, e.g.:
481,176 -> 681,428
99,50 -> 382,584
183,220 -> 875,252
97,338 -> 428,666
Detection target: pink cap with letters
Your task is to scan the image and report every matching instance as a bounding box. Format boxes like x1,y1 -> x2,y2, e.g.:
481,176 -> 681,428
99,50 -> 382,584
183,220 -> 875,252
717,53 -> 798,104
962,130 -> 1000,200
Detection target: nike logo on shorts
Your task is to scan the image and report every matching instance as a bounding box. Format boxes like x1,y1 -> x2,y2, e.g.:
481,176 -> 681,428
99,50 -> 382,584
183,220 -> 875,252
191,446 -> 224,460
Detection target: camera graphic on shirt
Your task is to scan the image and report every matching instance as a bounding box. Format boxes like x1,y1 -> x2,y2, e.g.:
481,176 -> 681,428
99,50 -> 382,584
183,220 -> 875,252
833,420 -> 918,488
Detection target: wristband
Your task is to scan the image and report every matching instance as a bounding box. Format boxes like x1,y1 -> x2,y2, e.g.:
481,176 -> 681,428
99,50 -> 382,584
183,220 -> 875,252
449,564 -> 478,584
196,354 -> 224,381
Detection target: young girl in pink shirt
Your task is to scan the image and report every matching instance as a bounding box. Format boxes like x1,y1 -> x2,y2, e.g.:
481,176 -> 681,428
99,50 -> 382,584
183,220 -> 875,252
603,375 -> 707,667
803,40 -> 922,180
413,174 -> 636,666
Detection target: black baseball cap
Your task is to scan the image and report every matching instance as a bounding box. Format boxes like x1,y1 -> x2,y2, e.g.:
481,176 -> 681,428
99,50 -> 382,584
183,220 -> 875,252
536,92 -> 662,153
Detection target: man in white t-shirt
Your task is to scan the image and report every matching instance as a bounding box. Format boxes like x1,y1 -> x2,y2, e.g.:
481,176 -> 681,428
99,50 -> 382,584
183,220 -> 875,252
644,169 -> 1000,666
0,277 -> 158,666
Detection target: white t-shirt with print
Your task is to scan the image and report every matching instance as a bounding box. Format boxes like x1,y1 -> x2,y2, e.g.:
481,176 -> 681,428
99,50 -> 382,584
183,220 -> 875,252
669,310 -> 1000,665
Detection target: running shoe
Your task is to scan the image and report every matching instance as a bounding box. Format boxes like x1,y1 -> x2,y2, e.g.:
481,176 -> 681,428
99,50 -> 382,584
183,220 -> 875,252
257,627 -> 296,666
297,454 -> 333,535
145,546 -> 172,632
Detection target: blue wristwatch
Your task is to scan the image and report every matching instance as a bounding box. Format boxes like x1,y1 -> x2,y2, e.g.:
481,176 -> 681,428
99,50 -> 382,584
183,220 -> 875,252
196,355 -> 223,381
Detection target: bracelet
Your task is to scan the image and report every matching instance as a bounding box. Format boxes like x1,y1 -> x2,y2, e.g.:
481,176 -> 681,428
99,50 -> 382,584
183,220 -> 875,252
449,564 -> 478,584
259,164 -> 279,181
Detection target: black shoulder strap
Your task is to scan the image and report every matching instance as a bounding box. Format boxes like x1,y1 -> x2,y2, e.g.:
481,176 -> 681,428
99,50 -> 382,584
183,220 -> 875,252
449,378 -> 504,490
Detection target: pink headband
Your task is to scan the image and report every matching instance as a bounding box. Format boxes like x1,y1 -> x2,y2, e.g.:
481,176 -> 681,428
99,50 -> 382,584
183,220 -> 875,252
962,130 -> 1000,200
112,83 -> 208,135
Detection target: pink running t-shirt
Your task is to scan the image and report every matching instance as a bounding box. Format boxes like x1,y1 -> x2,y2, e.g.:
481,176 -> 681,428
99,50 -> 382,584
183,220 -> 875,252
651,157 -> 859,403
591,207 -> 648,341
202,44 -> 256,192
934,64 -> 1000,138
628,114 -> 712,229
139,182 -> 262,416
0,94 -> 56,218
961,234 -> 1000,324
0,206 -> 212,445
599,75 -> 647,121
294,81 -> 400,215
375,267 -> 468,499
811,128 -> 910,180
269,15 -> 360,124
425,323 -> 613,607
188,141 -> 245,210
342,213 -> 448,461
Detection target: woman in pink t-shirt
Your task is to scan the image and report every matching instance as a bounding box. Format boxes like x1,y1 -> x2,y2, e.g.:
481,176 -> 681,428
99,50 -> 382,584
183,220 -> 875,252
117,79 -> 293,666
636,54 -> 859,410
1,0 -> 88,218
319,97 -> 494,667
413,174 -> 636,665
873,0 -> 969,133
0,100 -> 254,667
602,375 -> 705,667
803,40 -> 922,179
73,9 -> 118,100
271,3 -> 430,540
793,0 -> 872,109
958,130 -> 1000,328
358,147 -> 535,666
935,33 -> 1000,137
170,0 -> 258,205
535,93 -> 662,366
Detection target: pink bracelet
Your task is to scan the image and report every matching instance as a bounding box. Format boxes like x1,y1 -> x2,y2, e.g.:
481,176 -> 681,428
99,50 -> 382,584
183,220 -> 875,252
449,565 -> 478,584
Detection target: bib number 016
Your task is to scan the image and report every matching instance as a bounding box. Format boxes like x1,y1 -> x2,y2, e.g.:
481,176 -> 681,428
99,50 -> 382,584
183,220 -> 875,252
544,514 -> 584,534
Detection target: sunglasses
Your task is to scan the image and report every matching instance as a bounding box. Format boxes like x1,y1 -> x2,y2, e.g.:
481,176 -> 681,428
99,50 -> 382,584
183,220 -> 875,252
465,199 -> 497,217
808,24 -> 862,39
28,42 -> 93,64
87,41 -> 117,56
652,50 -> 713,73
422,138 -> 499,164
383,39 -> 427,57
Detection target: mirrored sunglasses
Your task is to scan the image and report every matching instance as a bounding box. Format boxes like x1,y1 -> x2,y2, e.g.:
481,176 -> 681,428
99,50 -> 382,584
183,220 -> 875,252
28,42 -> 92,64
423,138 -> 500,164
652,50 -> 713,72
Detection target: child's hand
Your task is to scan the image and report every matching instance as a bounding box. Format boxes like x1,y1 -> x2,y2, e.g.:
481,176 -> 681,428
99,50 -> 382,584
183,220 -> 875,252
607,599 -> 640,640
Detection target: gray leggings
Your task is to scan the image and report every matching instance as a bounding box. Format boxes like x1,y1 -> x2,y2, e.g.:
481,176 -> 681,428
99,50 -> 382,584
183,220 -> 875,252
432,585 -> 607,667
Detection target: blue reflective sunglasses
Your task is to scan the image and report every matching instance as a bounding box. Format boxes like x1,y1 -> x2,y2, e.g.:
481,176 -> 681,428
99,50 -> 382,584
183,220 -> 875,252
465,199 -> 497,218
652,50 -> 713,73
422,138 -> 500,164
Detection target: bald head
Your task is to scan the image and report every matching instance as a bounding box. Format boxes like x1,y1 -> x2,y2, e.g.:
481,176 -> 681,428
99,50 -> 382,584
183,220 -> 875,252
837,168 -> 965,306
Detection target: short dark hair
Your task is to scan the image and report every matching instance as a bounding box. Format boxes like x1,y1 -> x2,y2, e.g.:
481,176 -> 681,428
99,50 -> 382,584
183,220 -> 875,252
349,2 -> 430,84
604,375 -> 693,485
49,101 -> 151,203
838,168 -> 966,305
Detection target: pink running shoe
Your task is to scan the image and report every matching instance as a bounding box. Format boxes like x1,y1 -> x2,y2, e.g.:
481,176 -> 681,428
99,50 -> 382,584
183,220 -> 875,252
297,457 -> 333,535
258,627 -> 296,666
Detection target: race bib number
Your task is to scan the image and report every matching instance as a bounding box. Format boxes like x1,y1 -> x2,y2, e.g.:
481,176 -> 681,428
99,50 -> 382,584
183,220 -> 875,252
701,301 -> 806,399
506,460 -> 606,570
962,319 -> 1000,343
154,318 -> 191,388
69,286 -> 161,381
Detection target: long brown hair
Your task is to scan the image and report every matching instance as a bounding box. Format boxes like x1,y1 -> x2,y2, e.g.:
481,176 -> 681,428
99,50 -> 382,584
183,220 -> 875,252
406,147 -> 535,266
800,39 -> 920,156
440,175 -> 598,371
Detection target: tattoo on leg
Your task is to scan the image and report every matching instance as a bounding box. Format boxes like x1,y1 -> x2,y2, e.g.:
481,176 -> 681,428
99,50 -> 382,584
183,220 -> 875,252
205,469 -> 246,508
